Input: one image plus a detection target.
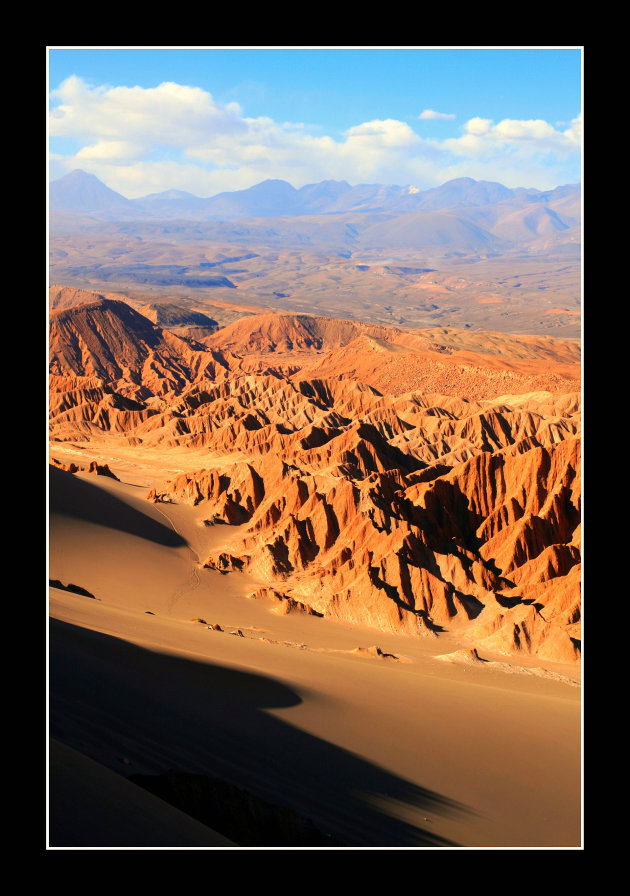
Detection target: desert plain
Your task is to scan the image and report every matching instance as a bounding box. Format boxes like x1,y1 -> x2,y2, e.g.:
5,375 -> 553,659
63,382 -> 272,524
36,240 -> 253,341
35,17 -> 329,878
48,174 -> 582,849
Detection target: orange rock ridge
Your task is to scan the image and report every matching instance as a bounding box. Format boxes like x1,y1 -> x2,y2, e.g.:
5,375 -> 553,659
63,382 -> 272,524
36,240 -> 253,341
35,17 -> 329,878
49,296 -> 581,661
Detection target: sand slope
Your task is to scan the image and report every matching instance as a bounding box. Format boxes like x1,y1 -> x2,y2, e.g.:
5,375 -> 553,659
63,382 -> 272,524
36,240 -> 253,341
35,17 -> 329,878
49,739 -> 235,847
49,465 -> 581,848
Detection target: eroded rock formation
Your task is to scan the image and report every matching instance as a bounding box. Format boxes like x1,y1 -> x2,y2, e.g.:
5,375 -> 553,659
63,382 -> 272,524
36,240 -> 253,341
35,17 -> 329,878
49,298 -> 581,661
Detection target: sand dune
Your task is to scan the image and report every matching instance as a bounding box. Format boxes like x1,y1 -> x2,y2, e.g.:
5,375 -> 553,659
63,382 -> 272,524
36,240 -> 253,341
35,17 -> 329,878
49,567 -> 580,847
49,739 -> 235,847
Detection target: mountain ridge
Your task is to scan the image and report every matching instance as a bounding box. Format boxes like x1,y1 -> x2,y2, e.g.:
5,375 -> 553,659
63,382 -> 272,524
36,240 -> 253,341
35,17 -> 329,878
50,169 -> 581,222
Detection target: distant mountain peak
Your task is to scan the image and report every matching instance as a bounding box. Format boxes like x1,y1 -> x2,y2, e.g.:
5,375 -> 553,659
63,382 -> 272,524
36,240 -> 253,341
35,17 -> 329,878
50,169 -> 131,213
443,176 -> 477,185
61,169 -> 101,182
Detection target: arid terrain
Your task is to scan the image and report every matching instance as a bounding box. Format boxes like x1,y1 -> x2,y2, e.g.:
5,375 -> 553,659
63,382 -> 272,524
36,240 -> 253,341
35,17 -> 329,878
50,172 -> 581,338
48,280 -> 582,847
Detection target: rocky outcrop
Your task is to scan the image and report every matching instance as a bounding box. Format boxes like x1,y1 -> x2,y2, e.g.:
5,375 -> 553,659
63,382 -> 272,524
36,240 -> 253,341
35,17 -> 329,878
49,579 -> 96,598
49,457 -> 120,480
165,432 -> 580,660
49,299 -> 234,402
249,588 -> 324,616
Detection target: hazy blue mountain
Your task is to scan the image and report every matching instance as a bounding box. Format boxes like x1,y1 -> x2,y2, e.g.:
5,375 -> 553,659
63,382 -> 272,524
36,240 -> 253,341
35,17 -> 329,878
49,171 -> 581,244
411,177 -> 515,210
199,179 -> 305,218
50,170 -> 133,214
130,189 -> 210,218
296,180 -> 353,212
321,183 -> 415,213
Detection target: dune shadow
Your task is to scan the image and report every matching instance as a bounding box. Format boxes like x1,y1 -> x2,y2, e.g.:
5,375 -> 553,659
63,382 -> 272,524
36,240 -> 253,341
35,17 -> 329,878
49,466 -> 185,548
49,618 -> 473,847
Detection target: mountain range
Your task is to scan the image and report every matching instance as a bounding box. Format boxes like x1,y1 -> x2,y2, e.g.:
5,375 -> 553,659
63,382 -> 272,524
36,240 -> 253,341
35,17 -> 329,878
50,169 -> 581,224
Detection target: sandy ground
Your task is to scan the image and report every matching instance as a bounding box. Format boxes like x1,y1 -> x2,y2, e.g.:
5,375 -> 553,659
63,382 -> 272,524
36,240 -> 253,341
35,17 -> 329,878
49,739 -> 235,847
48,449 -> 582,848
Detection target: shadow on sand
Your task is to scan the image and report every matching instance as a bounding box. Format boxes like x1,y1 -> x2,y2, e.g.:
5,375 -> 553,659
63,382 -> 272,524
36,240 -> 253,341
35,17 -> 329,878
49,466 -> 185,548
49,619 -> 474,848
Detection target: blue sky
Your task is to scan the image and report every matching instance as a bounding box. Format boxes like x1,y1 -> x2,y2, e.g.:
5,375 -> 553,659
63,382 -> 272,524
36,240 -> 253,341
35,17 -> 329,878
48,47 -> 582,198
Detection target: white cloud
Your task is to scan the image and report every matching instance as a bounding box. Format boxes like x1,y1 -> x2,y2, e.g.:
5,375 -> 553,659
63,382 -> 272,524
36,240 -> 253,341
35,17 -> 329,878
344,118 -> 421,147
419,109 -> 455,120
465,117 -> 492,136
50,76 -> 247,151
446,113 -> 583,158
49,77 -> 582,195
75,140 -> 146,161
